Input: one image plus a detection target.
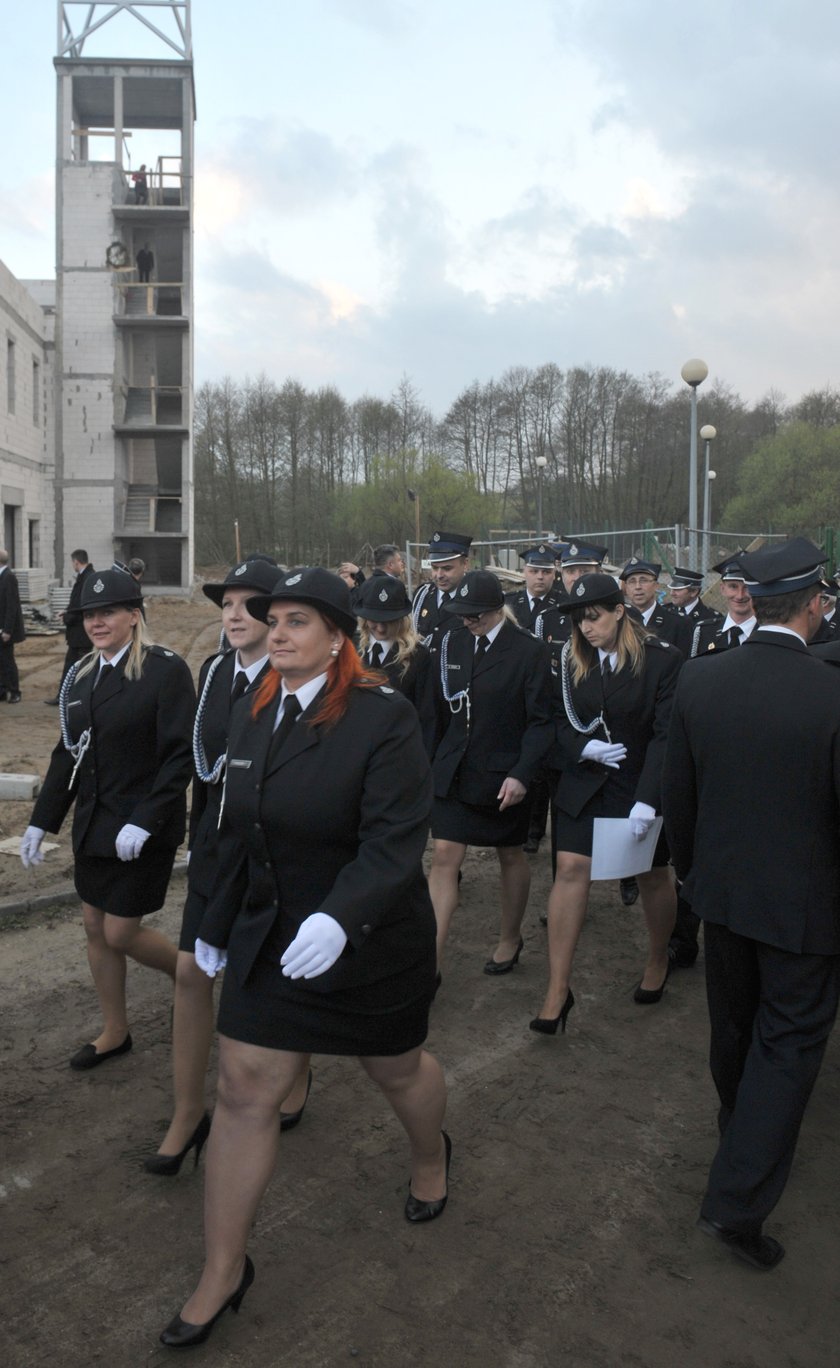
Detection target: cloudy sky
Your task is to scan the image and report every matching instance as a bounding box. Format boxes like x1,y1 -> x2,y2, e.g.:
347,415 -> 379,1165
3,1 -> 839,412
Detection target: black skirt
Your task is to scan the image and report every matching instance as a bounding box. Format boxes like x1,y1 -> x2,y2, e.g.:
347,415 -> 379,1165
217,935 -> 436,1057
431,791 -> 532,848
74,844 -> 178,917
553,787 -> 670,866
178,886 -> 207,952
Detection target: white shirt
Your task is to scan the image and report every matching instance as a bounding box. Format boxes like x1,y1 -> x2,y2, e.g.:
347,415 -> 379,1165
597,647 -> 618,673
274,671 -> 328,730
757,624 -> 807,646
232,651 -> 269,692
640,603 -> 657,626
97,640 -> 131,677
476,620 -> 504,652
721,614 -> 756,641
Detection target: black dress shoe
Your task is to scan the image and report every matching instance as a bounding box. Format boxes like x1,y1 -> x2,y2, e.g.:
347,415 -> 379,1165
44,697 -> 60,706
696,1217 -> 784,1270
405,1132 -> 451,1223
633,962 -> 670,1005
69,1032 -> 133,1070
7,692 -> 22,704
529,988 -> 575,1036
522,836 -> 540,854
144,1113 -> 211,1176
619,877 -> 639,906
280,1068 -> 312,1132
160,1255 -> 255,1347
483,936 -> 524,975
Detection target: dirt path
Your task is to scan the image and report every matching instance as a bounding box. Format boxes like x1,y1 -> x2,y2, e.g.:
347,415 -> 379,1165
1,597 -> 837,1366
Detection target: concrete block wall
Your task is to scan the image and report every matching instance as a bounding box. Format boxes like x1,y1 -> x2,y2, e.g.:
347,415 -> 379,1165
0,260 -> 55,570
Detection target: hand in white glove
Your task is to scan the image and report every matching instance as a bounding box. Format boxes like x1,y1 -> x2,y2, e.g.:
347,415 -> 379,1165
281,912 -> 348,980
628,801 -> 656,841
20,826 -> 46,869
194,938 -> 227,978
580,739 -> 627,769
115,823 -> 151,861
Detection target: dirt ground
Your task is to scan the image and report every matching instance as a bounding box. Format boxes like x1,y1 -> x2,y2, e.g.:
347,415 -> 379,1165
1,599 -> 838,1367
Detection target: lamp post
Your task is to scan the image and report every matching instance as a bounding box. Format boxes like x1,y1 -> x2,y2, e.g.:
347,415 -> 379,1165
407,488 -> 420,593
681,358 -> 709,570
535,455 -> 548,535
700,423 -> 717,571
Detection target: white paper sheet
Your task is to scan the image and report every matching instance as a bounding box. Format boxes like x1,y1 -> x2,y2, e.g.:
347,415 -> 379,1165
590,817 -> 664,881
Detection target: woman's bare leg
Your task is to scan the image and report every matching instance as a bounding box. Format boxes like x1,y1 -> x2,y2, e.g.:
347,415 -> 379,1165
428,839 -> 467,966
81,902 -> 129,1051
360,1047 -> 448,1201
536,853 -> 592,1019
489,845 -> 530,961
156,950 -> 215,1155
637,865 -> 677,990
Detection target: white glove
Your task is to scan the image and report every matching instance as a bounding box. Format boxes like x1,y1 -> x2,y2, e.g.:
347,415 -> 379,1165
628,801 -> 656,841
580,739 -> 627,769
195,938 -> 227,978
281,912 -> 348,980
115,823 -> 151,861
20,826 -> 46,868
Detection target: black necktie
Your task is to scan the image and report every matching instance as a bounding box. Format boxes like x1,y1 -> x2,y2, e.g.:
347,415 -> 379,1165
728,625 -> 743,648
94,663 -> 112,691
369,644 -> 383,667
272,693 -> 302,750
601,656 -> 612,679
230,671 -> 249,707
530,597 -> 544,623
475,636 -> 489,660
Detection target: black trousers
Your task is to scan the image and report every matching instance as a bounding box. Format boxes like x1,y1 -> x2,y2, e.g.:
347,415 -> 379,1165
700,920 -> 840,1233
0,639 -> 20,693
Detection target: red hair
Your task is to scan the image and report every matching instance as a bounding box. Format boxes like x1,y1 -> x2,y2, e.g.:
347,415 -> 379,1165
251,632 -> 383,728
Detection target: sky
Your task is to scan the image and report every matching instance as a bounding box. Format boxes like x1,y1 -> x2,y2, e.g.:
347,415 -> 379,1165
2,1 -> 839,414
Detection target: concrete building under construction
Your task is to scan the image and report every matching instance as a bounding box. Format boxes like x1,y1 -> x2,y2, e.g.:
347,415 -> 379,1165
1,1 -> 195,592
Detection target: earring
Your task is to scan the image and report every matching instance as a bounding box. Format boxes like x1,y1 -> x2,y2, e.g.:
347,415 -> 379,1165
330,646 -> 340,657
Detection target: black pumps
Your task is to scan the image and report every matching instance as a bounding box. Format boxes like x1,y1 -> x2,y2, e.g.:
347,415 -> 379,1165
633,962 -> 670,1005
144,1113 -> 211,1176
160,1255 -> 255,1348
405,1131 -> 452,1223
529,988 -> 575,1036
280,1069 -> 313,1133
483,937 -> 524,976
69,1032 -> 132,1070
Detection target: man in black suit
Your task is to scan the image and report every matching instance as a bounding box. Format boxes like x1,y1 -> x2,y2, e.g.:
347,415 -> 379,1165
808,581 -> 839,643
46,549 -> 95,705
663,538 -> 840,1271
620,557 -> 687,654
411,531 -> 472,648
689,554 -> 756,657
665,566 -> 721,630
0,547 -> 25,702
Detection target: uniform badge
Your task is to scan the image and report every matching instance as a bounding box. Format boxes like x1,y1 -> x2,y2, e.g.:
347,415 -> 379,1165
569,544 -> 579,556
378,589 -> 388,602
286,573 -> 302,586
421,607 -> 429,617
93,578 -> 104,593
234,563 -> 247,576
460,584 -> 469,596
629,557 -> 638,565
576,582 -> 586,596
380,686 -> 394,694
432,533 -> 440,542
164,649 -> 173,656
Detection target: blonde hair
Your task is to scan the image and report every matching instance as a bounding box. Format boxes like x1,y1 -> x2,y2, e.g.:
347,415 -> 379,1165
568,605 -> 649,685
74,611 -> 153,683
358,615 -> 421,680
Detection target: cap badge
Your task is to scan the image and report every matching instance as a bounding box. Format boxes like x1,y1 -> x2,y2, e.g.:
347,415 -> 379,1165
234,563 -> 247,576
460,584 -> 469,596
378,589 -> 388,602
630,557 -> 638,565
570,544 -> 578,555
93,578 -> 104,594
576,582 -> 586,596
285,573 -> 302,586
432,533 -> 440,542
380,686 -> 394,694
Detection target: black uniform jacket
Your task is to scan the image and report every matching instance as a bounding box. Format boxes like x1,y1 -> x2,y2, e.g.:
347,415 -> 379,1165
431,620 -> 553,804
187,652 -> 271,899
504,589 -> 560,632
642,605 -> 688,655
666,599 -> 721,628
551,637 -> 682,818
809,614 -> 838,645
366,641 -> 437,757
197,683 -> 435,990
0,569 -> 25,642
32,646 -> 195,856
689,618 -> 750,657
64,564 -> 95,650
663,630 -> 840,955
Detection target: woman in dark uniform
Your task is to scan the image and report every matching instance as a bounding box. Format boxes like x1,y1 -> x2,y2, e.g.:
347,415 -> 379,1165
355,573 -> 436,753
159,568 -> 447,1349
20,568 -> 195,1067
144,559 -> 311,1174
530,573 -> 680,1035
428,570 -> 553,973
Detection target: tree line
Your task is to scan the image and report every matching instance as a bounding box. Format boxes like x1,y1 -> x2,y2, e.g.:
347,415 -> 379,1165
194,366 -> 840,568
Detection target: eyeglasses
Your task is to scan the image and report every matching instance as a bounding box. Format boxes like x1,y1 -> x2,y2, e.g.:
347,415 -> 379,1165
462,611 -> 487,623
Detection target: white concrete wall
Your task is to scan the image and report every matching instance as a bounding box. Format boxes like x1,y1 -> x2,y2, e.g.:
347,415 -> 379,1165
0,260 -> 55,571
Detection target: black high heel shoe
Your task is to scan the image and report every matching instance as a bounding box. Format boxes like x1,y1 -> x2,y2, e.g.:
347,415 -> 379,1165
483,936 -> 524,976
280,1068 -> 312,1133
405,1131 -> 452,1223
633,961 -> 671,1005
529,988 -> 575,1036
144,1113 -> 211,1176
159,1254 -> 255,1348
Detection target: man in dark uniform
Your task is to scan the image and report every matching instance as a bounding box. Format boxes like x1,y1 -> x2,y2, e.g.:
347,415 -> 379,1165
665,566 -> 721,631
0,547 -> 25,703
505,545 -> 559,851
46,549 -> 95,704
411,532 -> 472,649
620,558 -> 687,654
340,544 -> 405,592
808,581 -> 839,643
689,555 -> 756,657
537,544 -> 609,649
664,538 -> 840,1271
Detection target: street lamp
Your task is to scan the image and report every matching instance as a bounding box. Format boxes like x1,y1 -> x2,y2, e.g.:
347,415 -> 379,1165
681,358 -> 709,570
535,456 -> 548,535
407,488 -> 420,594
700,423 -> 717,571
